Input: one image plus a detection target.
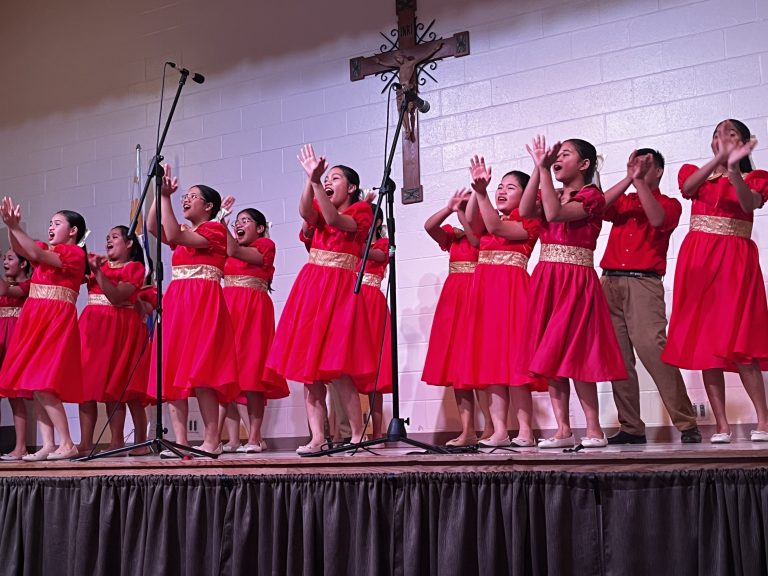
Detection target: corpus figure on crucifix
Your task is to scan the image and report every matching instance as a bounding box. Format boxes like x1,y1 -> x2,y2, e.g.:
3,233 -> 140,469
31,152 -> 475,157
350,0 -> 470,204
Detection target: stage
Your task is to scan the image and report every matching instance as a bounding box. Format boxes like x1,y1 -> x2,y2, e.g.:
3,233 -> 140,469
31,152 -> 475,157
1,442 -> 767,575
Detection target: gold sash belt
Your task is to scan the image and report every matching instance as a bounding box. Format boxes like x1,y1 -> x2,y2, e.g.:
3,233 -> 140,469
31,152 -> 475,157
223,275 -> 269,292
362,273 -> 382,289
29,283 -> 77,305
539,244 -> 594,267
87,293 -> 132,308
478,250 -> 529,269
449,261 -> 477,274
171,264 -> 223,282
689,215 -> 752,239
0,307 -> 21,318
308,248 -> 358,271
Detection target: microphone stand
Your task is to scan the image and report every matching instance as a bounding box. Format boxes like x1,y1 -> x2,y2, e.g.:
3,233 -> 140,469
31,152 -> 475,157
303,90 -> 448,457
78,68 -> 216,460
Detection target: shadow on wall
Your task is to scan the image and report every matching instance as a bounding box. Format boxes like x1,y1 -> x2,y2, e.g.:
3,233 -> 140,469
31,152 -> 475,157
0,0 -> 507,127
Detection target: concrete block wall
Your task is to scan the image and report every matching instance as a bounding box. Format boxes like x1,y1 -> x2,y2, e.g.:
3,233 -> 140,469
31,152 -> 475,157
0,0 -> 766,441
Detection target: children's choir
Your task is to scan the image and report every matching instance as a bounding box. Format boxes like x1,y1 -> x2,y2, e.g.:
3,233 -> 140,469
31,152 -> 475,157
0,118 -> 766,458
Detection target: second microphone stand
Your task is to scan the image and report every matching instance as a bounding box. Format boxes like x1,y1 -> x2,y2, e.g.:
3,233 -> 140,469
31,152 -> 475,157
303,89 -> 448,457
78,67 -> 216,461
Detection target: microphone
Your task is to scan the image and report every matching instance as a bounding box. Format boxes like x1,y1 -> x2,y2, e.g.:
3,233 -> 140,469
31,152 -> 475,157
392,83 -> 430,114
166,62 -> 205,84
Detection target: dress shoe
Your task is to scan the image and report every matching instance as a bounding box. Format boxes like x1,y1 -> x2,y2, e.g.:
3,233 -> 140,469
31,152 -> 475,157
511,437 -> 536,447
710,432 -> 731,444
581,435 -> 608,448
681,427 -> 702,444
607,431 -> 647,445
47,446 -> 79,460
478,436 -> 512,448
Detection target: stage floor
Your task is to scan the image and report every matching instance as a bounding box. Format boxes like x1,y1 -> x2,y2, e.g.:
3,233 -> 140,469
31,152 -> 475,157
1,440 -> 767,477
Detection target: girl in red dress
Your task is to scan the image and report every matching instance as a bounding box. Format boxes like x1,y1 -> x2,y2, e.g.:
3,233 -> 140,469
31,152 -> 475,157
267,144 -> 374,454
422,190 -> 494,446
662,119 -> 768,443
0,201 -> 87,460
464,156 -> 545,448
222,206 -> 289,453
147,165 -> 239,456
519,136 -> 627,449
357,208 -> 392,440
77,226 -> 149,455
0,250 -> 32,460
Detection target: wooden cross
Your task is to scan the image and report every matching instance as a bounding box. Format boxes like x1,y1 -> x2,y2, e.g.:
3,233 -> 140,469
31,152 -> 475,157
350,0 -> 470,204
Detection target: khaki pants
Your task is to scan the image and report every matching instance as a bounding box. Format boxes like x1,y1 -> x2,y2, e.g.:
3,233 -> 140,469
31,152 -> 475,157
601,275 -> 697,435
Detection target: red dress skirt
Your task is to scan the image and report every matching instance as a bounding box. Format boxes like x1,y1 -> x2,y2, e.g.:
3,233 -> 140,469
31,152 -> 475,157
149,221 -> 239,403
80,261 -> 151,403
224,238 -> 289,400
267,201 -> 375,390
524,187 -> 628,382
462,211 -> 546,390
663,166 -> 768,371
0,280 -> 30,375
0,244 -> 86,402
357,237 -> 392,394
422,225 -> 479,388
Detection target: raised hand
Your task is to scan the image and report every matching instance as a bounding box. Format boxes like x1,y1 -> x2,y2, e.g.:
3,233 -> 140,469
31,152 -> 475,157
160,164 -> 178,197
541,141 -> 561,169
525,135 -> 548,167
363,190 -> 376,204
220,195 -> 235,225
298,144 -> 328,183
469,155 -> 492,194
0,197 -> 21,228
727,138 -> 757,172
447,188 -> 471,212
628,151 -> 652,180
625,150 -> 638,178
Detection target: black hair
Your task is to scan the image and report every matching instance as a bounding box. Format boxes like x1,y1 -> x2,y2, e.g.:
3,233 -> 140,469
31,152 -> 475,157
333,165 -> 362,203
564,139 -> 598,184
237,208 -> 268,237
112,225 -> 145,264
502,170 -> 531,190
236,208 -> 273,292
714,119 -> 754,173
193,184 -> 222,221
6,250 -> 32,279
635,148 -> 665,172
57,210 -> 90,274
373,206 -> 384,240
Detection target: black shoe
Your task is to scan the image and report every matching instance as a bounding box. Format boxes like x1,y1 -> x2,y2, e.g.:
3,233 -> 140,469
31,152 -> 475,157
681,427 -> 702,444
607,431 -> 647,445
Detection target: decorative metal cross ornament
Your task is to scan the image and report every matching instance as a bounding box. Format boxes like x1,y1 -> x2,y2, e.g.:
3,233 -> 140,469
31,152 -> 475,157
350,0 -> 470,204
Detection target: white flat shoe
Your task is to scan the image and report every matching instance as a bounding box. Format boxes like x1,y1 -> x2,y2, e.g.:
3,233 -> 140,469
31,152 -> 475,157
511,437 -> 536,448
22,448 -> 54,462
710,432 -> 732,444
538,435 -> 575,449
478,436 -> 512,448
0,452 -> 28,461
237,443 -> 263,454
581,435 -> 608,448
47,446 -> 79,460
751,430 -> 768,442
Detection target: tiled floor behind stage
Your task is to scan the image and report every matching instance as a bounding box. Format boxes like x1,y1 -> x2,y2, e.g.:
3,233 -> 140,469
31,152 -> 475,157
1,441 -> 767,478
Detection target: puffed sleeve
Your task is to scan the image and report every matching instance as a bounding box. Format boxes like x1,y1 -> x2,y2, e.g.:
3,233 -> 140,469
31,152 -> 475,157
521,216 -> 542,243
744,170 -> 768,208
196,221 -> 227,256
437,224 -> 455,252
121,261 -> 146,288
254,237 -> 276,269
53,244 -> 86,278
299,226 -> 314,252
677,164 -> 700,197
345,201 -> 374,244
658,196 -> 682,232
572,185 -> 605,217
373,237 -> 389,253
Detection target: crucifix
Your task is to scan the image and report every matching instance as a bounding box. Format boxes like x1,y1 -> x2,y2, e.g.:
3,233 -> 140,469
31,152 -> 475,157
350,0 -> 470,204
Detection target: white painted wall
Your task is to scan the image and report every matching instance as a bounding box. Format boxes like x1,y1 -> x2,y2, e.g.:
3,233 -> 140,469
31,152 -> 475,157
1,0 -> 766,441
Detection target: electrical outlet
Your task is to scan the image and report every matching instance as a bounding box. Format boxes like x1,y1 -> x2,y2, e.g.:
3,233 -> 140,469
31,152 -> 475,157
187,415 -> 203,440
691,402 -> 707,419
